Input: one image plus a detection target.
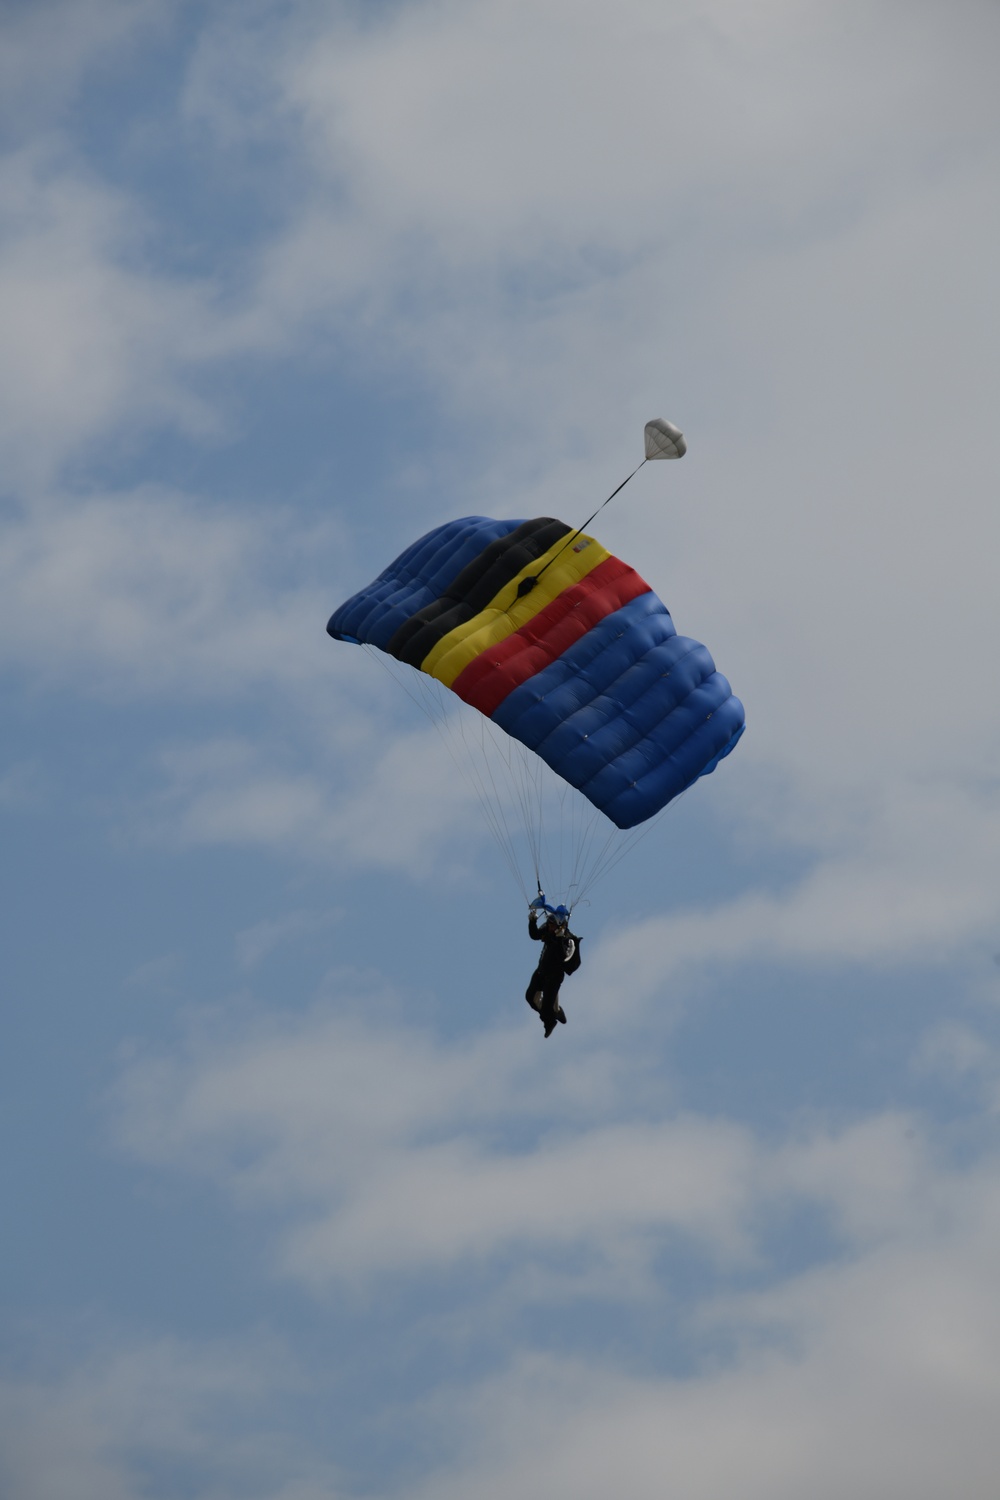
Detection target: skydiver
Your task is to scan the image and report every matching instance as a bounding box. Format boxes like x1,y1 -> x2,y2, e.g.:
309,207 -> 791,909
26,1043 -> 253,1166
525,899 -> 582,1038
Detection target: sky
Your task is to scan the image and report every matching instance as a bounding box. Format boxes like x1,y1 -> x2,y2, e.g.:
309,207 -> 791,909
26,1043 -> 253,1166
2,0 -> 1000,1494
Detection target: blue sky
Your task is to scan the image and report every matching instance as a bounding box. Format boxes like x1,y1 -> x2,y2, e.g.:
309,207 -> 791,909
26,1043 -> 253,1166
3,1 -> 1000,1495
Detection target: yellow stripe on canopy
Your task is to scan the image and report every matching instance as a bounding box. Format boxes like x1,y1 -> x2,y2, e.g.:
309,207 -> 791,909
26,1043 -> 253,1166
421,530 -> 610,688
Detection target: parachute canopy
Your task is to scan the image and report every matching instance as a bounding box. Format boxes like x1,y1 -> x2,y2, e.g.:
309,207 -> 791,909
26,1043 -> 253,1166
644,418 -> 687,460
328,515 -> 744,830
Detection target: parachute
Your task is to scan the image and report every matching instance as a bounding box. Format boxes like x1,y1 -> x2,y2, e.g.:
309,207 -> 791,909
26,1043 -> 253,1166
328,424 -> 744,907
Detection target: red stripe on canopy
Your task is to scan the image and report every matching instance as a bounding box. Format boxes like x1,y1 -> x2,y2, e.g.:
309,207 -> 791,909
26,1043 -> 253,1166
451,555 -> 651,717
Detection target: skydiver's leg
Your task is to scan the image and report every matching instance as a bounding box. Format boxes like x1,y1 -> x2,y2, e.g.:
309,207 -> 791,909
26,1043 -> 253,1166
525,968 -> 544,1013
539,976 -> 564,1037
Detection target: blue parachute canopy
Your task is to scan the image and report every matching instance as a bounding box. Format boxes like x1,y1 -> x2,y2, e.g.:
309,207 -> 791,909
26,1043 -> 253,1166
329,515 -> 744,830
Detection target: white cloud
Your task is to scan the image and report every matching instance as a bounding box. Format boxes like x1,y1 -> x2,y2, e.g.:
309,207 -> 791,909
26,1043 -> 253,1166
401,1209 -> 1000,1500
110,993 -> 971,1292
0,486 -> 341,697
103,991 -> 1000,1496
144,718 -> 494,877
171,0 -> 1000,455
279,1114 -> 760,1289
914,1020 -> 1000,1113
235,908 -> 342,970
578,781 -> 1000,1010
265,0 -> 997,266
0,1333 -> 343,1500
0,147 -> 223,488
7,1196 -> 1000,1500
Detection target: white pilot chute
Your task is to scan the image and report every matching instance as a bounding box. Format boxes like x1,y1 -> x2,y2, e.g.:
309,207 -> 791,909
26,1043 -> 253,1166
644,417 -> 687,460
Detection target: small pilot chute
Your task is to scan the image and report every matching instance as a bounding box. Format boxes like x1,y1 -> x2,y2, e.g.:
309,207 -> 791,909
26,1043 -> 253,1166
644,418 -> 687,460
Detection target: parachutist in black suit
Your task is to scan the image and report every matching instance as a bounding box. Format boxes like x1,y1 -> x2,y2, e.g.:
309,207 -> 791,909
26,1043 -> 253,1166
526,904 -> 581,1038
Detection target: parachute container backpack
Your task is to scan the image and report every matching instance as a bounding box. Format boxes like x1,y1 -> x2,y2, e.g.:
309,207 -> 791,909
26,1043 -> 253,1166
328,422 -> 745,907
